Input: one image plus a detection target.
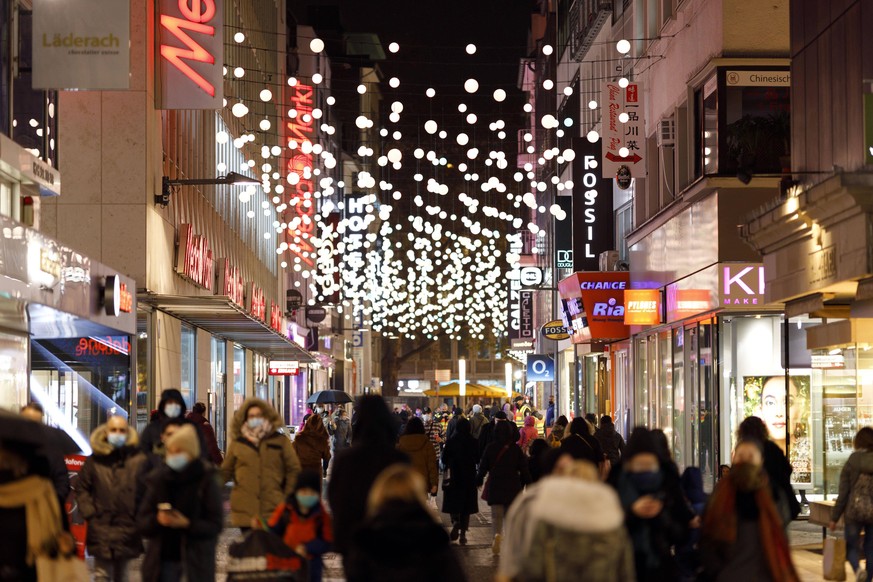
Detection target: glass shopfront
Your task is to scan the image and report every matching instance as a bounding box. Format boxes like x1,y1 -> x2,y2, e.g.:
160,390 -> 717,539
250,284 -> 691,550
211,337 -> 227,450
31,335 -> 132,439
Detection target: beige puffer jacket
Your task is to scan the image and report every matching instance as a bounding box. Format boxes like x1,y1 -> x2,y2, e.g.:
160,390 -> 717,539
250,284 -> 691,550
221,398 -> 301,527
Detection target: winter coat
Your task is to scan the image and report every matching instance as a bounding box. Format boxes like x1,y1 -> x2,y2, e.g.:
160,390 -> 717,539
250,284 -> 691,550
138,459 -> 222,582
615,465 -> 694,582
761,440 -> 801,525
500,476 -> 635,582
478,420 -> 520,459
187,411 -> 223,465
140,389 -> 206,457
293,430 -> 331,477
397,433 -> 439,491
424,419 -> 444,459
560,431 -> 605,466
441,433 -> 479,516
832,449 -> 873,522
268,499 -> 333,582
221,398 -> 302,527
345,500 -> 468,582
517,417 -> 539,453
332,417 -> 352,452
595,424 -> 626,465
327,443 -> 409,555
469,412 -> 487,440
477,441 -> 530,507
75,423 -> 147,561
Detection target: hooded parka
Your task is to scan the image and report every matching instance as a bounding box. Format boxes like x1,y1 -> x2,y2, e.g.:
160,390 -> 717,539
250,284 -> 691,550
221,398 -> 301,527
397,433 -> 439,491
75,423 -> 147,561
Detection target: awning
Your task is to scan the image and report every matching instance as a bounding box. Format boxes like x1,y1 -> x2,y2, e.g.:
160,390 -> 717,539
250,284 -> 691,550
424,382 -> 516,398
138,293 -> 314,363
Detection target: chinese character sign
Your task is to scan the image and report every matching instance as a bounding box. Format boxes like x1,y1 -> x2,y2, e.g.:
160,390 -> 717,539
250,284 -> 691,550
601,81 -> 646,178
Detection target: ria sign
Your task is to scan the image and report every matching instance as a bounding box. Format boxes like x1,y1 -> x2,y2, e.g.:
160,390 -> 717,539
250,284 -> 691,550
157,0 -> 223,109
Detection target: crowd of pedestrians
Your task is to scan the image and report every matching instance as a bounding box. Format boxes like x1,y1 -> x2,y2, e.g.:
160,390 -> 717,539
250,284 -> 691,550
7,388 -> 873,581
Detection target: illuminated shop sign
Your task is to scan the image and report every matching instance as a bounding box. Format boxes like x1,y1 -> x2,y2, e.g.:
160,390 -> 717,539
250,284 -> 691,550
269,301 -> 285,334
666,288 -> 713,321
104,275 -> 133,316
811,354 -> 845,369
541,319 -> 570,341
246,283 -> 266,322
624,289 -> 661,325
284,83 -> 316,268
572,138 -> 614,271
268,360 -> 299,375
157,0 -> 223,109
554,196 -> 573,269
720,264 -> 765,306
601,81 -> 645,178
558,272 -> 630,342
75,336 -> 130,357
215,258 -> 244,306
175,224 -> 214,290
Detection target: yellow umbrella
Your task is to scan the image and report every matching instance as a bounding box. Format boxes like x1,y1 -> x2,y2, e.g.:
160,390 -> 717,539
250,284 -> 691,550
423,382 -> 507,397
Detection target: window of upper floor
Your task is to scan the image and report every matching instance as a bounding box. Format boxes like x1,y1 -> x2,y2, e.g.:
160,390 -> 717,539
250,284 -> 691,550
693,67 -> 790,181
0,0 -> 58,167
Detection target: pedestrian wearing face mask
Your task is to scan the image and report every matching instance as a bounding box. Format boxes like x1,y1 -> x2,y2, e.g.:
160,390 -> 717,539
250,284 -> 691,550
138,424 -> 223,582
222,398 -> 302,529
700,440 -> 799,582
76,415 -> 147,581
139,388 -> 206,459
614,427 -> 694,582
293,414 -> 331,485
267,469 -> 334,582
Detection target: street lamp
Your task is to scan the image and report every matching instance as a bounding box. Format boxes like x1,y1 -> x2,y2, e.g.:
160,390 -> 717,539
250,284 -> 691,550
157,172 -> 262,207
505,362 -> 512,399
459,357 -> 466,398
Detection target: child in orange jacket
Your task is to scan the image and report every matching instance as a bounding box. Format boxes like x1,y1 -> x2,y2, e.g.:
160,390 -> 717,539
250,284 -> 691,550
267,469 -> 333,582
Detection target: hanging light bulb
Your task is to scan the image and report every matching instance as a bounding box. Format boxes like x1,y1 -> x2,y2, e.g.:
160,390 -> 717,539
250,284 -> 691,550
231,102 -> 249,117
310,38 -> 325,53
616,39 -> 631,54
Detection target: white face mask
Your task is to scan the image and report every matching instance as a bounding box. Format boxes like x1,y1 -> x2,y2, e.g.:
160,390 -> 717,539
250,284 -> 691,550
164,403 -> 182,418
316,407 -> 324,414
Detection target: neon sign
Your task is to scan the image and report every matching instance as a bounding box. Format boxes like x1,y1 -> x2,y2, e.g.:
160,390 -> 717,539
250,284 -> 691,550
246,283 -> 266,322
215,258 -> 244,307
75,336 -> 130,357
269,301 -> 285,334
175,224 -> 214,290
119,283 -> 133,313
157,0 -> 223,109
284,83 -> 316,267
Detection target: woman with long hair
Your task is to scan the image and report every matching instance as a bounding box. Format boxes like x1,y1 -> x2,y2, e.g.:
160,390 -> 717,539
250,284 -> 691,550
830,427 -> 873,582
396,416 -> 439,495
700,440 -> 799,582
345,465 -> 466,582
293,414 -> 331,487
441,417 -> 479,545
477,420 -> 531,555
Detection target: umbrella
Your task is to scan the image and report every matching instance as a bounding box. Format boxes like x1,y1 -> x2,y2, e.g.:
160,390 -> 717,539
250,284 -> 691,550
307,390 -> 353,405
0,409 -> 85,455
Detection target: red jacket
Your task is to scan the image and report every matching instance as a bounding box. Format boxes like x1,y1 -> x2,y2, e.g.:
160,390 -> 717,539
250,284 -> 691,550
267,500 -> 333,557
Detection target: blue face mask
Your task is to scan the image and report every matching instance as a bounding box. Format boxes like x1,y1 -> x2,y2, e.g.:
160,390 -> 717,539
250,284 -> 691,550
247,417 -> 264,429
107,433 -> 127,448
166,453 -> 191,472
296,493 -> 320,510
629,470 -> 664,493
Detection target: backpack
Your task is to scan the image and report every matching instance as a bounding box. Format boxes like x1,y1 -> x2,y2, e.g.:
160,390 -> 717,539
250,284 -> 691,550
847,473 -> 873,523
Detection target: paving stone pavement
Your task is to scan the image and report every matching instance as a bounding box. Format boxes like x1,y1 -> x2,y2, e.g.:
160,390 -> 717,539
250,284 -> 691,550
113,492 -> 835,581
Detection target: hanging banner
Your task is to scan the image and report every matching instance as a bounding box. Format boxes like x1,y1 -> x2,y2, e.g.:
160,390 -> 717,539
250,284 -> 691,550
157,0 -> 223,109
601,81 -> 646,178
554,196 -> 573,270
33,0 -> 130,90
573,137 -> 614,272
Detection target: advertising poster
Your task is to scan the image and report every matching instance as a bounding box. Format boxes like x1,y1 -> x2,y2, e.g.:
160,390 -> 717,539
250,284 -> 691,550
742,375 -> 811,485
64,454 -> 88,558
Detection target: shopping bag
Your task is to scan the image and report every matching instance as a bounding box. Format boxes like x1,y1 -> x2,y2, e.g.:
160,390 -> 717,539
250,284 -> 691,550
823,535 -> 847,581
226,529 -> 308,581
36,554 -> 89,582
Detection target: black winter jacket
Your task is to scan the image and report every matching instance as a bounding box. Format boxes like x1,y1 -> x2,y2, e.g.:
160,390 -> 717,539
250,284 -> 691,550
137,460 -> 223,582
76,425 -> 147,560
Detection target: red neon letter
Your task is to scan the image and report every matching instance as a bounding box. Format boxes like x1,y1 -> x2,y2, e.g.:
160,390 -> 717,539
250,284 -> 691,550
179,0 -> 216,23
160,15 -> 216,97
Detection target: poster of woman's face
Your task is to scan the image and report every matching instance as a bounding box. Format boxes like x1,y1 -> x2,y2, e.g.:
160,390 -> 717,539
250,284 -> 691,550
743,375 -> 811,484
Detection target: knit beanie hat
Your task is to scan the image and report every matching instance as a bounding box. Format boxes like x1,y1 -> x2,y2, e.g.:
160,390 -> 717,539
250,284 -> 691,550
167,424 -> 200,459
295,469 -> 323,493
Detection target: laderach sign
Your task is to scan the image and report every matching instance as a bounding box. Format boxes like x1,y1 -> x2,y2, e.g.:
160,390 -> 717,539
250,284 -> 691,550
558,272 -> 631,343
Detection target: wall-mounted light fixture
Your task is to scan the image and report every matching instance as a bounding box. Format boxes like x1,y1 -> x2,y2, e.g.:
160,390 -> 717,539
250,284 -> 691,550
157,172 -> 261,207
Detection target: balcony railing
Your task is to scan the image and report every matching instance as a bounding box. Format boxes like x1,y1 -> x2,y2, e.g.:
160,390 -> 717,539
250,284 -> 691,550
569,0 -> 613,62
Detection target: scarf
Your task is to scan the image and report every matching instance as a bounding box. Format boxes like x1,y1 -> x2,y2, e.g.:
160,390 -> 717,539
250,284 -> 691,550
702,464 -> 799,582
0,475 -> 63,564
241,419 -> 273,446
